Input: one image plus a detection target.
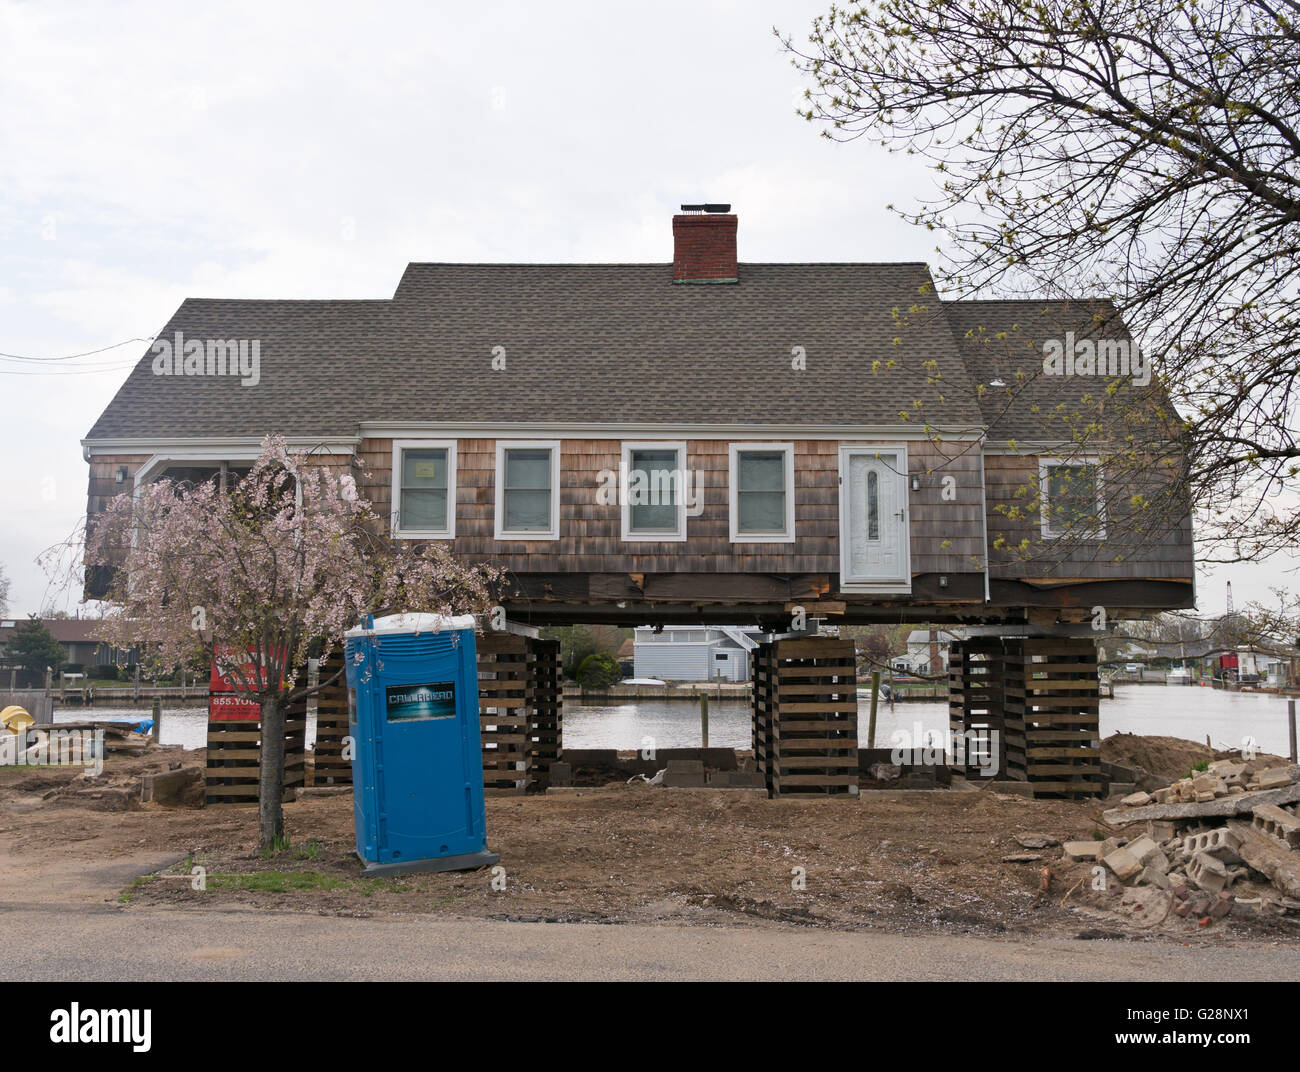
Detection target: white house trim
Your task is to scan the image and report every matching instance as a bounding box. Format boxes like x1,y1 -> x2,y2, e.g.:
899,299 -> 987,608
359,421 -> 983,442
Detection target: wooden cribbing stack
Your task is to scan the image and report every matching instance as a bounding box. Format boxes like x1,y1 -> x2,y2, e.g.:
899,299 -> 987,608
477,633 -> 562,794
310,646 -> 352,785
752,635 -> 858,797
204,697 -> 306,807
948,638 -> 1024,782
524,637 -> 562,791
1002,636 -> 1102,799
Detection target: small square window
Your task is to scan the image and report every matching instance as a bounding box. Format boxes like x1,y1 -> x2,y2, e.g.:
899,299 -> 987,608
1040,460 -> 1105,538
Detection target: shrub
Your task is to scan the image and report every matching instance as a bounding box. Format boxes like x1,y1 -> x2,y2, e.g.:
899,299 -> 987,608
575,652 -> 621,690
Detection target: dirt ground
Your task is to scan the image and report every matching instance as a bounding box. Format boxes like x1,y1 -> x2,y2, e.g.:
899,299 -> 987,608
2,733 -> 1297,944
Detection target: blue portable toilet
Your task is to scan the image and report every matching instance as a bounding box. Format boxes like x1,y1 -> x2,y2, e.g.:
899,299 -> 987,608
343,612 -> 499,876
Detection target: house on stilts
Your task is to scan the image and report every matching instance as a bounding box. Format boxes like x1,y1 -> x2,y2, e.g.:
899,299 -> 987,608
83,205 -> 1194,799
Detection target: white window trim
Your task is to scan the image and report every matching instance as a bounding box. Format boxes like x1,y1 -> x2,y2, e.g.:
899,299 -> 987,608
728,442 -> 796,544
620,441 -> 688,543
1038,456 -> 1107,540
494,440 -> 561,541
837,444 -> 912,594
391,439 -> 457,540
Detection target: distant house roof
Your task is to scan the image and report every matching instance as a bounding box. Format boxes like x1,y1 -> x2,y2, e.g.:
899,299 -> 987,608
0,618 -> 106,646
83,262 -> 1165,444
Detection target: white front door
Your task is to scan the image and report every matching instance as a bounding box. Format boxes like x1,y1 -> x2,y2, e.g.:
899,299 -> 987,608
839,446 -> 910,590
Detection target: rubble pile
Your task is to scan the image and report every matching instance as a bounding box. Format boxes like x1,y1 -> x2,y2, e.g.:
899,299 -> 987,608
1096,756 -> 1300,921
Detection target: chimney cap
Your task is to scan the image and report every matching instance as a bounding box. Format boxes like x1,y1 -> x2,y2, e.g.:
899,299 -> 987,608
679,203 -> 731,214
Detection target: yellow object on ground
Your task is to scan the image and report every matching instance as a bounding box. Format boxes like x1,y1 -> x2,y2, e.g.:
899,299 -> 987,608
0,706 -> 35,734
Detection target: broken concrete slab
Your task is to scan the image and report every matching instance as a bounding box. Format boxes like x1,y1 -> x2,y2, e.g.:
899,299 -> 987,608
1101,782 -> 1300,826
140,767 -> 202,806
1252,767 -> 1296,791
1104,846 -> 1144,882
1139,866 -> 1172,890
1014,833 -> 1060,849
1121,791 -> 1152,807
1228,819 -> 1300,899
1002,853 -> 1043,863
1063,841 -> 1103,861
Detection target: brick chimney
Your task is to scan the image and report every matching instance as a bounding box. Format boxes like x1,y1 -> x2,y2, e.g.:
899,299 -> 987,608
672,204 -> 738,283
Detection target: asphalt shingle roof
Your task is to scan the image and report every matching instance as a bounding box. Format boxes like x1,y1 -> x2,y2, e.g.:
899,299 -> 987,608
84,264 -> 1153,442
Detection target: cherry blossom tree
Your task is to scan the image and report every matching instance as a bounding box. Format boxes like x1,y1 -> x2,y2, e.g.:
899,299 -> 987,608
81,435 -> 500,849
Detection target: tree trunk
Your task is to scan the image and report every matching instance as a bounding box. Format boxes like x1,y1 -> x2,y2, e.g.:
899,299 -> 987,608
258,696 -> 286,851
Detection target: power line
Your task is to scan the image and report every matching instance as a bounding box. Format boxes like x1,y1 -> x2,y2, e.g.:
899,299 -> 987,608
0,337 -> 155,362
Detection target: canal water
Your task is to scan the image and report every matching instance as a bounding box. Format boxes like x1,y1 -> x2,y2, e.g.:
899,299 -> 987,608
57,684 -> 1297,758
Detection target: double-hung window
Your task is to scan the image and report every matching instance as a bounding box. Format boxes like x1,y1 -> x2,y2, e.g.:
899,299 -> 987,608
621,441 -> 687,541
495,441 -> 561,540
392,440 -> 456,538
1039,457 -> 1105,539
728,443 -> 795,542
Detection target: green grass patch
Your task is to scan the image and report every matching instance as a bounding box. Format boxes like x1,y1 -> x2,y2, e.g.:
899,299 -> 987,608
117,875 -> 157,903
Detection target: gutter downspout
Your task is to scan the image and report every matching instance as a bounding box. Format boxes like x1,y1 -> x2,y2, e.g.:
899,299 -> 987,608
978,435 -> 991,604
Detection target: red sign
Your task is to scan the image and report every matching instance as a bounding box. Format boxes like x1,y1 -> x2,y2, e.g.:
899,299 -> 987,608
208,645 -> 285,723
1219,654 -> 1239,669
209,691 -> 261,722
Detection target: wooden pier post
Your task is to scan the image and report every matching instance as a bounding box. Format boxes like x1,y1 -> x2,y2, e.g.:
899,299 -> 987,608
151,697 -> 161,742
1289,699 -> 1297,764
700,693 -> 709,749
867,669 -> 881,750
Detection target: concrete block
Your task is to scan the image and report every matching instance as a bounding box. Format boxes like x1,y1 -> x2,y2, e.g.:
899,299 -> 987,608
1104,846 -> 1144,883
1122,791 -> 1151,807
1187,851 -> 1231,894
1125,835 -> 1164,868
1063,841 -> 1103,861
1139,866 -> 1172,890
709,770 -> 766,789
1147,820 -> 1177,842
1252,803 -> 1300,849
140,766 -> 202,806
1182,826 -> 1243,865
662,760 -> 706,788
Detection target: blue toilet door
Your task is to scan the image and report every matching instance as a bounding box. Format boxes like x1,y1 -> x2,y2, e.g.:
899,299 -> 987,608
375,648 -> 477,862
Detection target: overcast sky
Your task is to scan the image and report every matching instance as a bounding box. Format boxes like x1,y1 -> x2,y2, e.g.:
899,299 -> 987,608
0,0 -> 1292,619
